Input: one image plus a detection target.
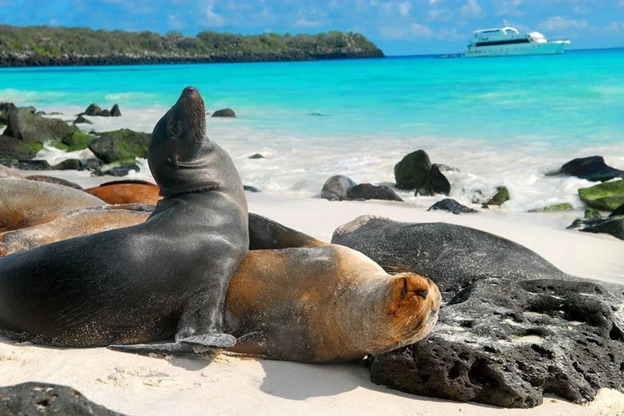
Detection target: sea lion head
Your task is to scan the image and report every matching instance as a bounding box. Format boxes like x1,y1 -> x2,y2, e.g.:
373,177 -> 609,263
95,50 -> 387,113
148,86 -> 217,197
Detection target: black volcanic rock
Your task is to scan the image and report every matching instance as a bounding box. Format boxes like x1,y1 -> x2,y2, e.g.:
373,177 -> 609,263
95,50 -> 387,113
212,108 -> 236,118
394,149 -> 431,190
321,175 -> 356,201
331,216 -> 624,408
428,198 -> 477,214
0,382 -> 124,415
417,164 -> 451,196
559,156 -> 624,182
346,183 -> 403,202
87,129 -> 150,163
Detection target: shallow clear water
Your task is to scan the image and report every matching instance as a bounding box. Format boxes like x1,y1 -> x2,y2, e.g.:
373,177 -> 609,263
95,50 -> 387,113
1,49 -> 623,211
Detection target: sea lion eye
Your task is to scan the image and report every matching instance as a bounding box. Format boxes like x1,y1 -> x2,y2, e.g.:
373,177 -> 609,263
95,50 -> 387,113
167,119 -> 182,139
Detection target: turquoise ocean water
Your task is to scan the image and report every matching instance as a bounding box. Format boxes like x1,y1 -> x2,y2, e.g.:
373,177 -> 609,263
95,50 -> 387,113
1,49 -> 623,210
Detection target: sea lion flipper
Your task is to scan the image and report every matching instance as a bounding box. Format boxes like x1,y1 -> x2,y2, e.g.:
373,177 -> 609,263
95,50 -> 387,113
179,332 -> 236,348
107,341 -> 221,357
248,213 -> 325,250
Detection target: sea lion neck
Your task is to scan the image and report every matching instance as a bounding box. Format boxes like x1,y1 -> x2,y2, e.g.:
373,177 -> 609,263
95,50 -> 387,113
148,86 -> 219,197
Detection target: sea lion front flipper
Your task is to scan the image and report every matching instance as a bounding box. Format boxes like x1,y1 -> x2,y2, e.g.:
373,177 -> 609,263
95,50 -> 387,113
107,341 -> 221,357
178,332 -> 236,348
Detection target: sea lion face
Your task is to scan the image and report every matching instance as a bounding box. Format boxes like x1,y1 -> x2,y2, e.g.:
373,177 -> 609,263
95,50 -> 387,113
148,86 -> 215,196
387,272 -> 441,347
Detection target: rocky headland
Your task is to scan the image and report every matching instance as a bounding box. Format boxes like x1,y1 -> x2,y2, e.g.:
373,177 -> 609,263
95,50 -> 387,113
0,25 -> 384,67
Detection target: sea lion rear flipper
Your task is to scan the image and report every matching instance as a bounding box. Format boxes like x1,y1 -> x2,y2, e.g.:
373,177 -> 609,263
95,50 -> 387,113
248,213 -> 325,250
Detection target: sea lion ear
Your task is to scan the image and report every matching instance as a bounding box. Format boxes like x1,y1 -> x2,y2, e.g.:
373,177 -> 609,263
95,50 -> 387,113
167,118 -> 182,140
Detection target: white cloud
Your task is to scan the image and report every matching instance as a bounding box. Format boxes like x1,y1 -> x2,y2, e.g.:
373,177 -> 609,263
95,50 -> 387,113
460,0 -> 484,19
398,1 -> 411,17
410,22 -> 433,37
293,16 -> 324,28
493,0 -> 524,17
605,21 -> 624,32
429,0 -> 443,4
378,25 -> 406,40
167,13 -> 187,31
539,16 -> 588,32
203,2 -> 224,27
427,8 -> 451,22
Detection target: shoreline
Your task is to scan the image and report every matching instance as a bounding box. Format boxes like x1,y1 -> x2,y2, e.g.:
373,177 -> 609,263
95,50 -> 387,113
2,173 -> 624,414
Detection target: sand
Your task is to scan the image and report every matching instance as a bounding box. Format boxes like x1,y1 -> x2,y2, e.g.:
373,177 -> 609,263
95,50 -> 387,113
1,176 -> 624,415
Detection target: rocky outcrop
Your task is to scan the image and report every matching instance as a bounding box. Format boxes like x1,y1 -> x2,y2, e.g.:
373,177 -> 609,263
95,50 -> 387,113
321,175 -> 357,201
77,103 -> 122,118
394,150 -> 451,195
331,216 -> 624,408
88,129 -> 150,164
528,202 -> 573,213
346,183 -> 403,202
212,108 -> 236,118
568,215 -> 624,241
558,156 -> 624,182
4,107 -> 74,144
578,179 -> 624,212
486,186 -> 510,206
0,382 -> 124,415
427,198 -> 477,214
394,149 -> 431,190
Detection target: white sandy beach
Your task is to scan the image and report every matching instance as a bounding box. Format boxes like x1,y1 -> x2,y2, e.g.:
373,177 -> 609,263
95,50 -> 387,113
1,172 -> 624,415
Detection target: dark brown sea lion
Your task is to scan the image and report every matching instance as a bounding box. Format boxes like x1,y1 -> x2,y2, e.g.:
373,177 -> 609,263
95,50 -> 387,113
0,86 -> 249,354
84,180 -> 161,205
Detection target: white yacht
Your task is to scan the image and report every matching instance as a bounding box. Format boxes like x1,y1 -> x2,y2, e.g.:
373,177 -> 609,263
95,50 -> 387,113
463,25 -> 570,57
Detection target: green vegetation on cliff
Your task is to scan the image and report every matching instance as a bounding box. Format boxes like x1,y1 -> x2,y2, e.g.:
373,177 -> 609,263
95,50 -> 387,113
0,25 -> 384,66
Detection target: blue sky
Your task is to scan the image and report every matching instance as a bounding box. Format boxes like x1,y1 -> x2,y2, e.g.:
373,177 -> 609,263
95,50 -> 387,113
1,0 -> 623,55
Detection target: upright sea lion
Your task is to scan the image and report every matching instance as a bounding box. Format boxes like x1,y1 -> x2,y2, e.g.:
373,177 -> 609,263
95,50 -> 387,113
0,86 -> 249,353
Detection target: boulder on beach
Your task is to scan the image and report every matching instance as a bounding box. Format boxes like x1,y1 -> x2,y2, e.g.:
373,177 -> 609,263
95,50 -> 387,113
78,103 -> 122,117
212,108 -> 236,118
558,156 -> 624,182
0,102 -> 16,125
416,164 -> 451,196
88,129 -> 150,164
486,185 -> 510,206
394,150 -> 451,195
394,149 -> 431,190
528,202 -> 574,213
0,382 -> 123,415
331,215 -> 624,408
346,183 -> 403,202
321,175 -> 356,201
427,198 -> 477,214
578,179 -> 624,212
568,215 -> 624,241
3,106 -> 74,145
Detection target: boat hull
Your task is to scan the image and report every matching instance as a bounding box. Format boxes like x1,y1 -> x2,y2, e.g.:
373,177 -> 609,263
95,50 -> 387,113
463,41 -> 570,58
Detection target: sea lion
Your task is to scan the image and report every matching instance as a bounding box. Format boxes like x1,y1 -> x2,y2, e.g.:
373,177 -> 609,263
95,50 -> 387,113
225,244 -> 440,362
0,208 -> 440,363
26,175 -> 83,190
0,86 -> 249,353
84,180 -> 161,205
0,206 -> 151,257
0,178 -> 106,231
